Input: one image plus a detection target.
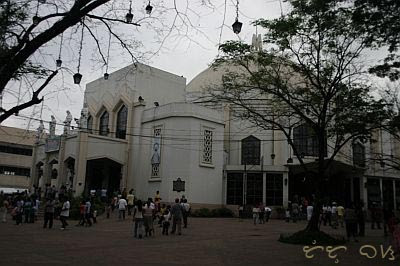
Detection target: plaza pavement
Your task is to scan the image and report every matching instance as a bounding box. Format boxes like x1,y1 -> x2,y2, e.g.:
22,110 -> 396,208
0,213 -> 398,266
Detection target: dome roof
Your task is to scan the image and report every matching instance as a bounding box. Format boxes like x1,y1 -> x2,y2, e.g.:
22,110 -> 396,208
186,64 -> 244,94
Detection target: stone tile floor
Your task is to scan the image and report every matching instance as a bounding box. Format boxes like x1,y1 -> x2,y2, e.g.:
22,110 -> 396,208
0,213 -> 398,266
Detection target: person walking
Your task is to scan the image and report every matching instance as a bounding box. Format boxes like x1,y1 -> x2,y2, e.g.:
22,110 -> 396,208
2,197 -> 9,223
265,206 -> 272,222
85,198 -> 92,226
43,197 -> 55,229
337,203 -> 345,228
307,203 -> 314,221
182,198 -> 190,228
291,202 -> 299,223
344,202 -> 358,242
356,202 -> 365,237
252,205 -> 260,225
331,202 -> 338,229
154,191 -> 161,212
170,198 -> 183,235
118,197 -> 128,220
162,209 -> 171,235
143,199 -> 155,236
77,200 -> 86,226
133,200 -> 144,238
127,189 -> 134,216
60,196 -> 70,230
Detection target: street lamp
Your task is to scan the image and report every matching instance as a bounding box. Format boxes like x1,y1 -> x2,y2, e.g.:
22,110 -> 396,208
56,59 -> 62,68
145,1 -> 153,15
232,19 -> 243,34
232,0 -> 242,34
32,16 -> 40,25
126,0 -> 133,23
73,73 -> 82,84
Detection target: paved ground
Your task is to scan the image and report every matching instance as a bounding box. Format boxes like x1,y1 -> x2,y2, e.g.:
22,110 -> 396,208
0,213 -> 398,266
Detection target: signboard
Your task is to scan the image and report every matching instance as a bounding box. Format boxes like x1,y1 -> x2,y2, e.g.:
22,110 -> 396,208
45,136 -> 60,153
173,178 -> 185,192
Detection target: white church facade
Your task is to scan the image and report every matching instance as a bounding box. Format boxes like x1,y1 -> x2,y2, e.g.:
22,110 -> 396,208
30,61 -> 400,211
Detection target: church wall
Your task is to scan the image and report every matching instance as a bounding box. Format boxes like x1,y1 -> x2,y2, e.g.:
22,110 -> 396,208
135,103 -> 224,205
86,135 -> 127,164
64,136 -> 78,160
85,63 -> 186,122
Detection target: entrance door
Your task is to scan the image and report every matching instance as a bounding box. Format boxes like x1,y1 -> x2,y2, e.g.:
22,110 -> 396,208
246,173 -> 263,206
383,179 -> 394,210
226,173 -> 243,205
85,158 -> 122,196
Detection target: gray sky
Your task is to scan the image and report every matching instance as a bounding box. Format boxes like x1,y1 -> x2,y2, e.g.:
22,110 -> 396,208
2,0 -> 286,132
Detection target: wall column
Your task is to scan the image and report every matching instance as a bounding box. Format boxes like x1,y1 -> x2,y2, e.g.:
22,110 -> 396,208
56,135 -> 66,188
283,171 -> 289,208
262,172 -> 266,204
73,131 -> 88,196
29,144 -> 38,189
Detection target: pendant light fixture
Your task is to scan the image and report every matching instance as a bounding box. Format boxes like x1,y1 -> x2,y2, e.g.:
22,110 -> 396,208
232,0 -> 242,34
32,0 -> 40,25
56,33 -> 63,67
74,21 -> 84,85
145,1 -> 153,15
104,31 -> 112,80
126,0 -> 133,23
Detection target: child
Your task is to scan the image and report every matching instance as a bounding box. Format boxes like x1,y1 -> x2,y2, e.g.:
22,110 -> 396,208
162,210 -> 171,235
252,205 -> 260,225
77,200 -> 85,226
106,202 -> 111,219
285,208 -> 290,223
93,210 -> 97,224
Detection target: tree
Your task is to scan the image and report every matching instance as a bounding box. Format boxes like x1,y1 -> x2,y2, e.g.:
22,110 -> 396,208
0,0 -> 211,123
351,0 -> 400,80
204,0 -> 388,234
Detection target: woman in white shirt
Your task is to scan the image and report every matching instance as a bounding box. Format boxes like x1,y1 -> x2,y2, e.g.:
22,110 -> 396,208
133,200 -> 144,238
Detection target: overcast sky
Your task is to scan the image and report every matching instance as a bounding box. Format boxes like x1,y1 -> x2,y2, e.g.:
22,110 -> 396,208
2,0 -> 387,133
2,0 -> 287,133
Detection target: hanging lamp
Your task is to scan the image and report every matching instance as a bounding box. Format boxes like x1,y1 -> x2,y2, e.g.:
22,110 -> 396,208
74,21 -> 84,85
126,0 -> 133,23
104,31 -> 112,80
32,1 -> 40,25
56,33 -> 63,67
232,0 -> 242,34
145,1 -> 153,15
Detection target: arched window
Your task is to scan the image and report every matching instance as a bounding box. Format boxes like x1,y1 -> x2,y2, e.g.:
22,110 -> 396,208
99,111 -> 109,136
241,135 -> 261,165
353,143 -> 365,167
116,105 -> 128,139
293,124 -> 327,157
87,115 -> 93,134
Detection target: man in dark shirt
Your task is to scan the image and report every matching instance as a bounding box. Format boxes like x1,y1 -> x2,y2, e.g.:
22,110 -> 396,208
170,198 -> 183,235
43,198 -> 55,229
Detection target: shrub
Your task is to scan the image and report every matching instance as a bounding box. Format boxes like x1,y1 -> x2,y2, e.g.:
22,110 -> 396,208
192,207 -> 234,218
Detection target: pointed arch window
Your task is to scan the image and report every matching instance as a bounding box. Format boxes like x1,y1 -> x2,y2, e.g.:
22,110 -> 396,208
293,124 -> 327,157
99,111 -> 109,136
116,105 -> 128,139
241,135 -> 261,165
87,115 -> 93,134
353,143 -> 365,167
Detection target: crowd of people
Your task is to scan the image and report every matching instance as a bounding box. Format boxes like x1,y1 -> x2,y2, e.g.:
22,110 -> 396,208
107,191 -> 191,239
1,186 -> 193,239
282,196 -> 400,246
